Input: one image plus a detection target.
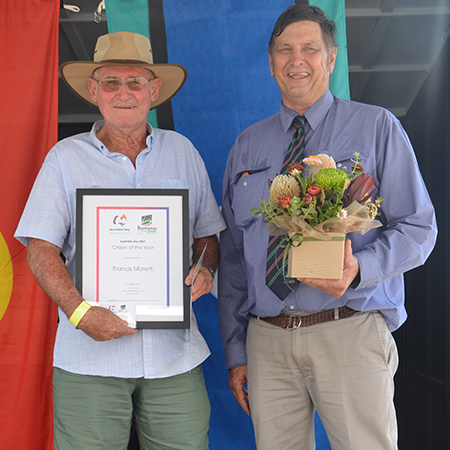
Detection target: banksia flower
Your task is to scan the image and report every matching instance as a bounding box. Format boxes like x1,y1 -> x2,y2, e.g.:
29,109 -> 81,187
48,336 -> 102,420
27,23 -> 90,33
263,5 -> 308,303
269,174 -> 300,204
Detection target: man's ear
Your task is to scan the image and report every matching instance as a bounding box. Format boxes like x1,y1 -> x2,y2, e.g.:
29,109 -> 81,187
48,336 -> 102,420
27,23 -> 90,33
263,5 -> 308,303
329,47 -> 337,75
88,78 -> 98,104
268,52 -> 274,76
150,77 -> 163,102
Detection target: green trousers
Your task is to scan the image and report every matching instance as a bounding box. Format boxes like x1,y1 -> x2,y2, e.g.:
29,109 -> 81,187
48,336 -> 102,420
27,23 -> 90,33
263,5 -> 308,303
53,365 -> 210,450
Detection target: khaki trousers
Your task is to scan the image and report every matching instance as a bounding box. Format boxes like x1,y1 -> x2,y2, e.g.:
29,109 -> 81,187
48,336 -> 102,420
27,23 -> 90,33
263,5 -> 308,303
247,311 -> 398,450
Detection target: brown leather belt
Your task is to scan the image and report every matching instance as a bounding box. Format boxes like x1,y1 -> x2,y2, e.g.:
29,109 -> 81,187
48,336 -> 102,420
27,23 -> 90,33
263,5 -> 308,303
252,306 -> 357,330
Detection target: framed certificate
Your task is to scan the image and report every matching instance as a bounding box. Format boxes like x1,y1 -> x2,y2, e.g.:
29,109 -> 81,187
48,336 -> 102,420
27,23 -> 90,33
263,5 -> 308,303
76,189 -> 190,329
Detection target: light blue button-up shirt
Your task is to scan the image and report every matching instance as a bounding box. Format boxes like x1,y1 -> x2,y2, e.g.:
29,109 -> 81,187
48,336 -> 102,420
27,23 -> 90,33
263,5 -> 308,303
218,90 -> 437,370
15,121 -> 226,378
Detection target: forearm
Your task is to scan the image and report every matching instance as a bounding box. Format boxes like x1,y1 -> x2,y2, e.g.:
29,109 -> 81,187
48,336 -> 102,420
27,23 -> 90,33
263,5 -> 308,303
27,237 -> 83,318
27,237 -> 137,340
192,235 -> 219,272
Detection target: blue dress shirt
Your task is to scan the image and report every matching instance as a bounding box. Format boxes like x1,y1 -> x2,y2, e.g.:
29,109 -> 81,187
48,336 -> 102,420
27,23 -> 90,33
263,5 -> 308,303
15,121 -> 226,378
218,90 -> 437,370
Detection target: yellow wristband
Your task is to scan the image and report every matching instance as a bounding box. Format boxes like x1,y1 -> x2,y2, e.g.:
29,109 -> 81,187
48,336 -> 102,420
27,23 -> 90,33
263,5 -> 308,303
69,301 -> 92,327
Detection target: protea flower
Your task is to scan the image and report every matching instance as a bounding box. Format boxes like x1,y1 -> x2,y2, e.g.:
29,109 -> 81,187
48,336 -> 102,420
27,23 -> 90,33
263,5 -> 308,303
343,173 -> 377,207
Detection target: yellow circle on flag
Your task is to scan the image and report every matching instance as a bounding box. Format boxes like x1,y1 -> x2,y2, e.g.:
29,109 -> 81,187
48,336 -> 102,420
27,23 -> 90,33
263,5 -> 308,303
0,232 -> 13,322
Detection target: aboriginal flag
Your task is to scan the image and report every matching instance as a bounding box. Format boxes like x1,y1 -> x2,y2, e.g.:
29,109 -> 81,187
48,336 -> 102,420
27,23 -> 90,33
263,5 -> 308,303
0,1 -> 59,449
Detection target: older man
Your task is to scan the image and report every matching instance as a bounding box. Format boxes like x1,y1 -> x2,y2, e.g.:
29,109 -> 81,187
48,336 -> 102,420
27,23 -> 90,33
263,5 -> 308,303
15,32 -> 225,450
218,5 -> 437,450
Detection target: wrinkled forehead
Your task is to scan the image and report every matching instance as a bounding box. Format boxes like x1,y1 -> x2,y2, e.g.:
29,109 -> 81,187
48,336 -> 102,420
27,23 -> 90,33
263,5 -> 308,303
92,65 -> 155,78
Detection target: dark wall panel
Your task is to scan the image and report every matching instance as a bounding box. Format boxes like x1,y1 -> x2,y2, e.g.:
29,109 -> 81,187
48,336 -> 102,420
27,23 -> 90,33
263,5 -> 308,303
394,38 -> 450,450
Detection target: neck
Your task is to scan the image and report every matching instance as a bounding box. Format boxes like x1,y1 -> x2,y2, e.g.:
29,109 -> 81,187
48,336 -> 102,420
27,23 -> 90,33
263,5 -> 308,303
97,123 -> 148,166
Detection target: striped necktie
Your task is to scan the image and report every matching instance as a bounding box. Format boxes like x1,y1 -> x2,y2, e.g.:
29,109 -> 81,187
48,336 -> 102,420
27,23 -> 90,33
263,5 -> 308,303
266,115 -> 305,299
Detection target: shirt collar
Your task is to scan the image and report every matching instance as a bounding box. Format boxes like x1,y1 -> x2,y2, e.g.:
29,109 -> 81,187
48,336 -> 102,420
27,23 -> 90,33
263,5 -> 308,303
279,90 -> 334,132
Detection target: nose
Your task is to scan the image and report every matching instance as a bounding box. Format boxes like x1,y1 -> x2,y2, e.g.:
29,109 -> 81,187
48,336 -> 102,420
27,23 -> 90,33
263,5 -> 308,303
290,48 -> 306,66
116,81 -> 133,98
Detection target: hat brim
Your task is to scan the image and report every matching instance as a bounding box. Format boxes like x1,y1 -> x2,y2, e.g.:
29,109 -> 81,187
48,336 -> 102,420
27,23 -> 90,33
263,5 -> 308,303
60,61 -> 187,110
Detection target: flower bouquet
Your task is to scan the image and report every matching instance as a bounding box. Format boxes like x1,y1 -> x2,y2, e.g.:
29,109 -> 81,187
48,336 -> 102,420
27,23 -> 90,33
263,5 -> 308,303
251,152 -> 383,279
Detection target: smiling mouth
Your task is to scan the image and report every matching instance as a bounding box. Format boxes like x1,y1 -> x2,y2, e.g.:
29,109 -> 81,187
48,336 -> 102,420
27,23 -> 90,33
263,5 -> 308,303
288,72 -> 309,78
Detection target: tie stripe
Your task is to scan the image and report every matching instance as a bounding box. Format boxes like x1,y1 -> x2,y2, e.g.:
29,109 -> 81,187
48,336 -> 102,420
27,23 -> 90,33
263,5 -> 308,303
265,115 -> 305,299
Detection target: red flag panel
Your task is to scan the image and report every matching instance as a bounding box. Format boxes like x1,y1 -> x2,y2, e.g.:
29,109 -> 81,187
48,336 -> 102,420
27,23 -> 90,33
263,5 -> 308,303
0,1 -> 60,448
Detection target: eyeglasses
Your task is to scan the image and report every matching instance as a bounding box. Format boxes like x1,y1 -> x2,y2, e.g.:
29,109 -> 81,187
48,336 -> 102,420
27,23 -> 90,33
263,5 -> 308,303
91,76 -> 155,92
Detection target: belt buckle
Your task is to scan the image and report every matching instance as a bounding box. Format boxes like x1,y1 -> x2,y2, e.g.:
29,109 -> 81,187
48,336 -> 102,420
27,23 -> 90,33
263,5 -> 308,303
287,314 -> 302,330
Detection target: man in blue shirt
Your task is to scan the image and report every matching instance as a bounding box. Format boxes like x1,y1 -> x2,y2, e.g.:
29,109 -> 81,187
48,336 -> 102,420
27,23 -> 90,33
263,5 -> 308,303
218,6 -> 437,450
15,32 -> 225,450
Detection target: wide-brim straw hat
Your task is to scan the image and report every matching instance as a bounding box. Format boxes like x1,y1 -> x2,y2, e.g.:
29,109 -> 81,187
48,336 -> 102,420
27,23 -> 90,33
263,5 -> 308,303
60,31 -> 187,110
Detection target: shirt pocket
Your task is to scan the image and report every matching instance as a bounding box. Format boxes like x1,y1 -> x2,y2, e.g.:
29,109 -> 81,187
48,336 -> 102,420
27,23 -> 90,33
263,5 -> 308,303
232,166 -> 271,228
334,154 -> 367,173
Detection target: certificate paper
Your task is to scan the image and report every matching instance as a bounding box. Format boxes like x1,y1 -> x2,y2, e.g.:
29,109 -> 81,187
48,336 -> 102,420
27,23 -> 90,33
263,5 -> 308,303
76,189 -> 190,328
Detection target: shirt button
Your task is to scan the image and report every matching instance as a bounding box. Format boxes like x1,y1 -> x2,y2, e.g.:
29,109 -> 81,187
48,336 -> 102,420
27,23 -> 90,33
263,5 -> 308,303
337,163 -> 342,167
243,181 -> 248,187
137,184 -> 141,188
290,305 -> 295,310
122,156 -> 127,161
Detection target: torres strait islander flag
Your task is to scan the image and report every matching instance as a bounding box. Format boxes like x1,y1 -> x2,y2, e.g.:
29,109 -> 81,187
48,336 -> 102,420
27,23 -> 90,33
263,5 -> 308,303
0,1 -> 59,449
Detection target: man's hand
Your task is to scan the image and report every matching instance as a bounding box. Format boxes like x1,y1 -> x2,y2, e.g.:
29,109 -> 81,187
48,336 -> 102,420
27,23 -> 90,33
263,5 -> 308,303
185,265 -> 214,302
229,365 -> 250,415
185,235 -> 219,302
27,238 -> 137,341
298,239 -> 360,297
77,306 -> 137,341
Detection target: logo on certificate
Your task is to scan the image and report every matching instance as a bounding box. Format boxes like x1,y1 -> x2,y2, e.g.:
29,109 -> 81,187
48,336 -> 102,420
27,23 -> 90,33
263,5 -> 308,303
137,214 -> 157,234
141,214 -> 152,226
109,213 -> 131,233
113,214 -> 127,226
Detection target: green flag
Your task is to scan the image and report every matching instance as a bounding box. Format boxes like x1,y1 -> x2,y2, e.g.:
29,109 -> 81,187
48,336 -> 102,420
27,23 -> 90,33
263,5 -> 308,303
104,0 -> 158,126
310,0 -> 350,100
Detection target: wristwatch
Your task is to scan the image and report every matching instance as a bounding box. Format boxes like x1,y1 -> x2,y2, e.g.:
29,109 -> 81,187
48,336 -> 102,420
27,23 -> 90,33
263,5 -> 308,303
201,264 -> 215,280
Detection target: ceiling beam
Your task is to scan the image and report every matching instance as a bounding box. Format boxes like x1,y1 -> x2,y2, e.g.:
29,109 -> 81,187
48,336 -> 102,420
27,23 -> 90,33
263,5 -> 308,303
349,64 -> 429,73
60,13 -> 107,23
58,114 -> 103,124
346,7 -> 450,18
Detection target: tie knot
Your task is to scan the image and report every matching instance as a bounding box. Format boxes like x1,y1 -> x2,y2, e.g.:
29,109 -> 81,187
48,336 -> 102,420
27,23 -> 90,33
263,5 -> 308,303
293,115 -> 305,130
